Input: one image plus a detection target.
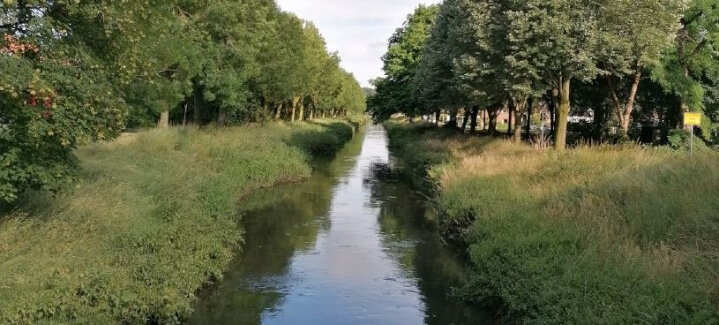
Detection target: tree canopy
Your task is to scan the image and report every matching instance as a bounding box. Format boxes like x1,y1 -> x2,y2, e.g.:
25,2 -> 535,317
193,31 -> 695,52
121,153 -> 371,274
367,5 -> 439,122
0,0 -> 366,203
370,0 -> 717,149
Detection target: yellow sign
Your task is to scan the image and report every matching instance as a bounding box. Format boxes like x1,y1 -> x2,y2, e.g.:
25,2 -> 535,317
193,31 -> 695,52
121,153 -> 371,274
684,112 -> 702,126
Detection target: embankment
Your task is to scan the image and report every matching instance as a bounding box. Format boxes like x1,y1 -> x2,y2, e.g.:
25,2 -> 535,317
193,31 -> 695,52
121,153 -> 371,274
385,121 -> 719,324
0,118 -> 361,324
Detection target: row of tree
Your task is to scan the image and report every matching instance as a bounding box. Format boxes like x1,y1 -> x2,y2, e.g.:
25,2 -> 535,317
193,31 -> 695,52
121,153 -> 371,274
368,0 -> 718,150
0,0 -> 366,203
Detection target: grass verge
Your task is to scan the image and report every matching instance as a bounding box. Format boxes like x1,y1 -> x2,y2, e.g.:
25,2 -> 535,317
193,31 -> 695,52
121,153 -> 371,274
0,118 -> 361,324
385,121 -> 719,324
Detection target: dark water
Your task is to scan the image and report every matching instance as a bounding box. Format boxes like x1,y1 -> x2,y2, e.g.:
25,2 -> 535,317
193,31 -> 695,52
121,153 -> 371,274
189,125 -> 494,325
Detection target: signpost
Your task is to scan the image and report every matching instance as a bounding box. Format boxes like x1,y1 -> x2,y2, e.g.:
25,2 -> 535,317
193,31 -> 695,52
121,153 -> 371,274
684,112 -> 702,156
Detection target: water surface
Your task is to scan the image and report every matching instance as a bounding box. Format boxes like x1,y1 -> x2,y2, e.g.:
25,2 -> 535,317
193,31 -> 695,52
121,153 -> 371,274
190,125 -> 493,324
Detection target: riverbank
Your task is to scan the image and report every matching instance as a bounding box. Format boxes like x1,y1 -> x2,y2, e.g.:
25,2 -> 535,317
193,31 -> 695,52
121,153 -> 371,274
385,122 -> 719,324
0,118 -> 361,324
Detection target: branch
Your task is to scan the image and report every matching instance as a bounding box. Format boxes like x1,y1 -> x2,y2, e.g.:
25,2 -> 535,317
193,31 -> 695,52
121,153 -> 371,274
681,10 -> 704,27
605,75 -> 624,124
685,39 -> 709,60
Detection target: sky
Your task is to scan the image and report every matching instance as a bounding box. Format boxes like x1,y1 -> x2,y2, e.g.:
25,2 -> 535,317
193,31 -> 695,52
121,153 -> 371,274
275,0 -> 441,88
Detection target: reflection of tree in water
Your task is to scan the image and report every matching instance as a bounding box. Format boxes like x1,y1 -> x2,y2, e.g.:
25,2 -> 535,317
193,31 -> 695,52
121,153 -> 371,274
365,161 -> 496,325
188,131 -> 365,325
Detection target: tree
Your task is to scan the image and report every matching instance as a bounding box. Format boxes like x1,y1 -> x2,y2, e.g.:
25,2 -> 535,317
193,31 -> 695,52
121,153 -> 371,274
1,0 -> 367,203
301,22 -> 331,121
413,0 -> 465,129
200,0 -> 276,126
0,0 -> 152,202
498,0 -> 604,149
652,0 -> 718,135
481,0 -> 551,142
600,0 -> 685,134
368,5 -> 438,122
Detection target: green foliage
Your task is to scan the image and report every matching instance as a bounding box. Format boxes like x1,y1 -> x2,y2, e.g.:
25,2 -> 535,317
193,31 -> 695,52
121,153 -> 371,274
379,0 -> 713,146
0,40 -> 126,203
1,0 -> 367,202
0,120 -> 358,324
412,0 -> 466,115
290,120 -> 357,156
653,0 -> 719,114
668,128 -> 711,152
367,5 -> 439,122
384,122 -> 451,178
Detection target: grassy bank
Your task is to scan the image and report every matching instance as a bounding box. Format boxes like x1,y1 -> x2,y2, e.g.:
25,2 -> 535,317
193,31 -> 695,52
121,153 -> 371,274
0,118 -> 361,324
385,122 -> 719,324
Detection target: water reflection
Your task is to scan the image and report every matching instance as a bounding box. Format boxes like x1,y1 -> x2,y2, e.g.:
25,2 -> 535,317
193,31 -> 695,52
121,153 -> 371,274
189,126 -> 493,325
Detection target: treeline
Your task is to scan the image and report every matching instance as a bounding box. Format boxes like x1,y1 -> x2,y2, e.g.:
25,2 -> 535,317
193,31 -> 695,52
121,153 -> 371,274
0,0 -> 366,203
368,0 -> 719,150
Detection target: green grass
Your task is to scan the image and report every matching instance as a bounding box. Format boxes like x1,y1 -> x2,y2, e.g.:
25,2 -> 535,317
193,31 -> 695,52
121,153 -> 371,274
0,118 -> 360,324
385,121 -> 719,324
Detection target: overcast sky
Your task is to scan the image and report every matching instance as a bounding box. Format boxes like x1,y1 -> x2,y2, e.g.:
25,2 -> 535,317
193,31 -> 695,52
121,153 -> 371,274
275,0 -> 441,88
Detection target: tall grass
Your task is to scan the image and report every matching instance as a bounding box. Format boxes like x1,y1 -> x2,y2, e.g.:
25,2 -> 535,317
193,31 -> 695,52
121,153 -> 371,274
385,122 -> 719,324
0,119 -> 360,324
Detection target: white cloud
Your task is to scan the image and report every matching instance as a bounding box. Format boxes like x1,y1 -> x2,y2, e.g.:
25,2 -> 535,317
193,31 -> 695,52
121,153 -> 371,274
275,0 -> 441,88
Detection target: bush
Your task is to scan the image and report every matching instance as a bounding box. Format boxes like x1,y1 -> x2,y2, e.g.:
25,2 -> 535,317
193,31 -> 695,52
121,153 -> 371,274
0,54 -> 126,204
384,121 -> 452,179
668,128 -> 710,152
290,120 -> 357,156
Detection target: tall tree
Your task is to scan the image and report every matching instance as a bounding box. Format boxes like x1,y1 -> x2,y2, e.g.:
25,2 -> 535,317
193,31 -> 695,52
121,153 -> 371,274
653,0 -> 718,133
368,5 -> 438,122
413,0 -> 465,129
600,0 -> 685,134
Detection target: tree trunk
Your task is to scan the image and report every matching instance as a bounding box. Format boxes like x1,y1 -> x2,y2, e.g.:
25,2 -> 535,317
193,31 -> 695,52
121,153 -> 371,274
549,88 -> 558,135
158,110 -> 169,129
554,76 -> 571,151
488,106 -> 499,136
182,101 -> 188,126
193,85 -> 201,125
461,108 -> 470,132
217,107 -> 226,126
507,103 -> 513,136
275,103 -> 283,122
681,64 -> 690,114
622,71 -> 641,133
291,96 -> 299,122
435,109 -> 441,126
298,100 -> 305,122
469,107 -> 479,134
678,27 -> 690,115
482,109 -> 487,130
513,98 -> 527,143
525,98 -> 533,141
448,107 -> 458,128
607,69 -> 642,135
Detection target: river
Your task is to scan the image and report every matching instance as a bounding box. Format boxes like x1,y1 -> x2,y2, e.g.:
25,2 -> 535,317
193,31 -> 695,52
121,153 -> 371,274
189,125 -> 494,324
